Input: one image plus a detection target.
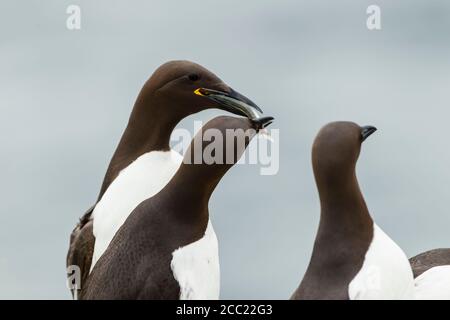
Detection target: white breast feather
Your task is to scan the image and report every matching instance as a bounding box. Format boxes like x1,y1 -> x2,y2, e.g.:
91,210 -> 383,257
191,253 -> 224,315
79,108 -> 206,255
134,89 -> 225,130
90,150 -> 183,272
348,224 -> 415,300
414,265 -> 450,299
170,221 -> 220,300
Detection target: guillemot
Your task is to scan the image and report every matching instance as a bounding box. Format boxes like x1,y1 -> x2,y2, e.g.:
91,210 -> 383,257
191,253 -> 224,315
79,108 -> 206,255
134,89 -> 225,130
80,115 -> 274,299
66,60 -> 266,297
291,122 -> 415,300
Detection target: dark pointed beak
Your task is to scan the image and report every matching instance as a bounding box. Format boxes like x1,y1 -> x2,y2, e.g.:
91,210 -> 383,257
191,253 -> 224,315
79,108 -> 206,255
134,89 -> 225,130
252,116 -> 274,131
194,87 -> 263,120
361,126 -> 377,142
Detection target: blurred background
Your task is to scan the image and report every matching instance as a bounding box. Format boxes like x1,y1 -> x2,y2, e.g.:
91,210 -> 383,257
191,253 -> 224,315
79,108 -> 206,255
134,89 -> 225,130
1,0 -> 450,299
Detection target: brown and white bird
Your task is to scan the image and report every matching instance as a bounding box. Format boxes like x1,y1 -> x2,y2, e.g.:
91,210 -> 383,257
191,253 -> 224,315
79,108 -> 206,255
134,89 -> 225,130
66,60 -> 267,298
80,115 -> 273,299
410,248 -> 450,299
291,122 -> 415,300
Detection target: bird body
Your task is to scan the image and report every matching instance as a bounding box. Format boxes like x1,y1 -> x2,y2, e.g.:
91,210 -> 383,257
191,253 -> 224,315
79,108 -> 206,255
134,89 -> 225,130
410,249 -> 450,299
410,248 -> 450,277
414,265 -> 450,299
90,149 -> 182,271
171,221 -> 220,299
81,191 -> 210,299
349,223 -> 414,299
81,116 -> 273,299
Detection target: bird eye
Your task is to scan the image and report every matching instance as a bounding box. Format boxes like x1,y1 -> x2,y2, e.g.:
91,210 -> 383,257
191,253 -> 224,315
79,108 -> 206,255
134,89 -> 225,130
188,73 -> 200,81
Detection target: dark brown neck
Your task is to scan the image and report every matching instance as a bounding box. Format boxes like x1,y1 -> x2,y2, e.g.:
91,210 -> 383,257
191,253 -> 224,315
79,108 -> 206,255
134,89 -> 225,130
97,99 -> 180,200
314,166 -> 373,247
321,174 -> 371,224
294,166 -> 374,299
159,161 -> 230,224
